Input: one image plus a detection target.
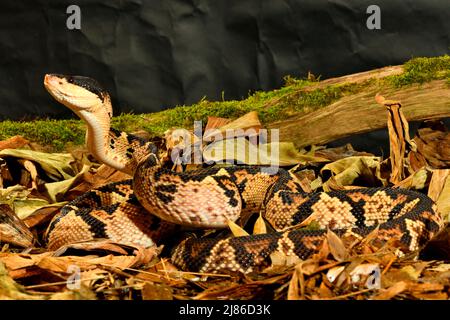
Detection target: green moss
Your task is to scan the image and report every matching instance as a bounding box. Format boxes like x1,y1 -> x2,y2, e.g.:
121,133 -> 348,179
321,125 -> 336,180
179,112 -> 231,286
0,119 -> 85,151
387,55 -> 450,87
0,55 -> 447,152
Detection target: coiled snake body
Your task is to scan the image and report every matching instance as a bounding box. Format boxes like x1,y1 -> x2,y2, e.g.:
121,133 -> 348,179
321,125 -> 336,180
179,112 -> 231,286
43,74 -> 444,274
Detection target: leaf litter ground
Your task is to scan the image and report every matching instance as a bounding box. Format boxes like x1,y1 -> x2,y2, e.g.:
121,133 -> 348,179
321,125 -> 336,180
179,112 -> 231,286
0,96 -> 449,300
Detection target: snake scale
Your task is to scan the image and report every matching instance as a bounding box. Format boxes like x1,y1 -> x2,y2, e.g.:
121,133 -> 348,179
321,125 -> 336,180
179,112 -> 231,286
43,74 -> 444,274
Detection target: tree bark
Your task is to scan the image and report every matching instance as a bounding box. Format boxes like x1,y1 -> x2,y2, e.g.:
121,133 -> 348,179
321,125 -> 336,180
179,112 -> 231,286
268,79 -> 450,148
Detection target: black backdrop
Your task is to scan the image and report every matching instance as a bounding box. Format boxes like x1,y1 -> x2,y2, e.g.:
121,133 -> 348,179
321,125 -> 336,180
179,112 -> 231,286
0,0 -> 449,120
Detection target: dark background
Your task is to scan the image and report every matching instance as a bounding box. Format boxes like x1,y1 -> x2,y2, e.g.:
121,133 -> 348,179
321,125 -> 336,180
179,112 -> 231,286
0,0 -> 449,120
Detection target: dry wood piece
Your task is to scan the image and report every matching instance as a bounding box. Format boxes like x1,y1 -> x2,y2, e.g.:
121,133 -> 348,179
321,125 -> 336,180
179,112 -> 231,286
270,80 -> 450,148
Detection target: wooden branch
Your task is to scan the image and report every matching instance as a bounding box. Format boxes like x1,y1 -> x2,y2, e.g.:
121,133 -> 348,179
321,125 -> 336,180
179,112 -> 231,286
268,80 -> 450,148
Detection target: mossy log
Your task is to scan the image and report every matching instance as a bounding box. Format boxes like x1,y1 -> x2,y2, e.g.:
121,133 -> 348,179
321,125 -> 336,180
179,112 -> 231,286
268,67 -> 450,148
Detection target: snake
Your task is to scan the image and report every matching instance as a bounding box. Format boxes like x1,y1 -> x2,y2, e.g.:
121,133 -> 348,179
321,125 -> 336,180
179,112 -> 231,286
42,74 -> 444,274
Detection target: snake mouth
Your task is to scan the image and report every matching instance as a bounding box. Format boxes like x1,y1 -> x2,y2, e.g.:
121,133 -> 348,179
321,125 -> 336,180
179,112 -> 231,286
44,73 -> 106,111
44,74 -> 77,101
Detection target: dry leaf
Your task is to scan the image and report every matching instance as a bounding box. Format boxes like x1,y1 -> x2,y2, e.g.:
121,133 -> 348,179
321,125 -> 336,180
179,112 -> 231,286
44,164 -> 92,203
326,266 -> 345,283
66,164 -> 130,199
0,204 -> 35,247
203,111 -> 262,142
0,136 -> 30,151
227,220 -> 249,237
23,205 -> 62,228
253,213 -> 267,235
0,262 -> 44,300
203,138 -> 328,166
0,149 -> 76,181
142,283 -> 173,300
269,251 -> 302,270
372,281 -> 408,300
428,169 -> 450,220
410,120 -> 450,170
204,116 -> 232,132
315,144 -> 374,162
375,95 -> 415,184
394,167 -> 430,190
321,156 -> 385,189
327,229 -> 348,262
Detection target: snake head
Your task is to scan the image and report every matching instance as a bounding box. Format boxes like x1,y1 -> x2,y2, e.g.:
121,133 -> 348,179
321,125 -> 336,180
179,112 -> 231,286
44,74 -> 111,116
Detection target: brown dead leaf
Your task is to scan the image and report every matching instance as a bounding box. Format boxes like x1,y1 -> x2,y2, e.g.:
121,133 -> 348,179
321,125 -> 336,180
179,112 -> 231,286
253,213 -> 267,235
428,169 -> 450,221
65,164 -> 130,200
410,291 -> 448,300
227,220 -> 249,237
376,94 -> 415,184
287,267 -> 302,300
142,283 -> 173,300
0,252 -> 51,271
136,260 -> 187,286
203,111 -> 262,142
315,144 -> 374,162
204,116 -> 232,132
410,120 -> 450,170
0,262 -> 45,300
327,229 -> 348,262
53,240 -> 160,268
0,204 -> 35,247
53,240 -> 130,256
268,251 -> 302,271
321,156 -> 385,189
23,205 -> 62,229
394,167 -> 430,190
0,136 -> 30,151
372,280 -> 408,300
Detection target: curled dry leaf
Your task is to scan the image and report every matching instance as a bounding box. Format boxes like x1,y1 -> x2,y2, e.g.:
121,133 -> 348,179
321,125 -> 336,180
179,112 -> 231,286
0,149 -> 77,181
253,213 -> 267,235
53,240 -> 161,267
44,164 -> 92,203
326,266 -> 345,283
204,116 -> 232,132
394,167 -> 431,190
0,204 -> 35,247
268,251 -> 302,270
203,138 -> 327,166
321,156 -> 386,189
326,229 -> 348,262
227,219 -> 249,237
203,111 -> 262,142
349,263 -> 380,288
428,169 -> 450,221
376,94 -> 415,184
315,144 -> 374,162
142,282 -> 173,300
0,262 -> 45,300
66,164 -> 130,200
0,136 -> 30,151
410,120 -> 450,170
372,280 -> 408,300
